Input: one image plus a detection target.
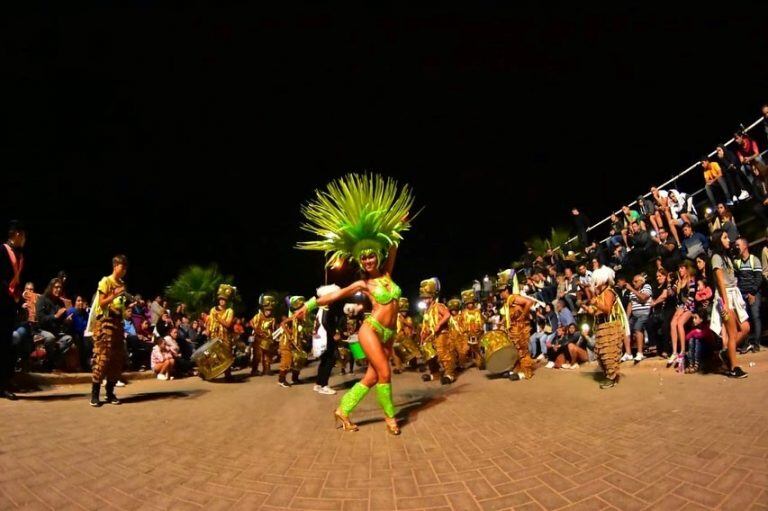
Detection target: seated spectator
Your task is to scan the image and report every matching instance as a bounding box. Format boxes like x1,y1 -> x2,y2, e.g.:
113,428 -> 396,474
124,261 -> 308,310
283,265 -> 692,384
35,278 -> 77,372
621,205 -> 641,245
188,319 -> 205,348
151,337 -> 175,380
668,190 -> 699,227
529,318 -> 551,360
684,308 -> 715,374
659,240 -> 684,273
651,187 -> 681,246
555,298 -> 575,329
164,327 -> 194,376
734,131 -> 760,188
680,223 -> 709,261
636,194 -> 659,232
544,326 -> 571,369
125,317 -> 153,370
609,244 -> 627,271
607,213 -> 625,249
66,296 -> 91,371
13,282 -> 37,371
702,156 -> 732,209
155,312 -> 174,338
695,278 -> 713,311
575,323 -> 596,363
626,221 -> 654,270
130,295 -> 150,332
707,203 -> 739,242
716,144 -> 751,202
695,254 -> 710,281
576,263 -> 593,302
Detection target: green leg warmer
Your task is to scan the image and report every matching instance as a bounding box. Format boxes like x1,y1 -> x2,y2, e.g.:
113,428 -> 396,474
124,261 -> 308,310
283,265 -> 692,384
375,383 -> 396,418
339,382 -> 370,415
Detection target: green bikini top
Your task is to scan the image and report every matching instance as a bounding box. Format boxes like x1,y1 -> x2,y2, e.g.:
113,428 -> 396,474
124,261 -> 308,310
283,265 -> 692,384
371,275 -> 402,305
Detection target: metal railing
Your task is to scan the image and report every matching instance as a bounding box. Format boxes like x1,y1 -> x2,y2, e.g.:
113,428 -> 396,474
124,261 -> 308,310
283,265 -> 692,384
557,114 -> 767,250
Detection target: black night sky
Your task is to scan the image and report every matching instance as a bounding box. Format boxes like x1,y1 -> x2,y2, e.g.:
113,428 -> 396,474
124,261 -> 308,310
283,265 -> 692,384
4,4 -> 768,307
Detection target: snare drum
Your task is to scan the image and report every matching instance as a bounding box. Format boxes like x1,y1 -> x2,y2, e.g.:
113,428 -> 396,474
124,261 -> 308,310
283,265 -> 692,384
191,338 -> 234,380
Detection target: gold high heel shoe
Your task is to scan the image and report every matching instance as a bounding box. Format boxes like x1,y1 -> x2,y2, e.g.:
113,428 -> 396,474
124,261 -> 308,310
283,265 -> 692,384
334,410 -> 359,432
384,417 -> 400,436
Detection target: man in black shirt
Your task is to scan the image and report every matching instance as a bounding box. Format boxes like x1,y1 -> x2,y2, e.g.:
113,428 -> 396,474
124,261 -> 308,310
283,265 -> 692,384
0,221 -> 26,400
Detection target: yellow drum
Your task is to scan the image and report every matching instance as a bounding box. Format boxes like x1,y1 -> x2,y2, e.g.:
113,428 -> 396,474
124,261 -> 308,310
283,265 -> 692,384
192,338 -> 234,380
394,336 -> 421,366
481,330 -> 519,375
421,340 -> 437,361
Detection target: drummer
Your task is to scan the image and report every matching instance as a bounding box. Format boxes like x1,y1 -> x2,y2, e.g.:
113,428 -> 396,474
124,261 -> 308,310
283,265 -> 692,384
447,297 -> 470,369
277,296 -> 310,387
392,297 -> 416,374
250,293 -> 278,377
205,284 -> 237,381
419,278 -> 455,384
496,269 -> 536,381
459,289 -> 485,368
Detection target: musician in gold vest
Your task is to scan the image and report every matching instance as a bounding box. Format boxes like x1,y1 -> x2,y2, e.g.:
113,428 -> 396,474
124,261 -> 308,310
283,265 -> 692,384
459,289 -> 484,368
206,284 -> 236,381
419,278 -> 455,384
278,296 -> 309,387
447,297 -> 470,369
582,266 -> 628,389
496,269 -> 535,381
250,293 -> 278,376
392,297 -> 416,374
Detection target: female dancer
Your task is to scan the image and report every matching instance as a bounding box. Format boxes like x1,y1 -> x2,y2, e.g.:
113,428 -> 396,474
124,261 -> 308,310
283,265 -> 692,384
290,174 -> 416,435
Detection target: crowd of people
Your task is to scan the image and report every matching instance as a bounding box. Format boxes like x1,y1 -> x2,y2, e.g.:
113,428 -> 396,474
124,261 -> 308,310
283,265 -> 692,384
1,105 -> 767,404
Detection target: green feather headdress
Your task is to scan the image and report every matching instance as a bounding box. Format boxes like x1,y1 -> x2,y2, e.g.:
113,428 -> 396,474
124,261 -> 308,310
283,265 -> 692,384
297,174 -> 416,267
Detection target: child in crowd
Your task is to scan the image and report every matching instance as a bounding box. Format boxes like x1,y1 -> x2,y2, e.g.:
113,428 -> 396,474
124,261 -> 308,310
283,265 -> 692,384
151,337 -> 175,380
685,308 -> 715,373
695,279 -> 713,311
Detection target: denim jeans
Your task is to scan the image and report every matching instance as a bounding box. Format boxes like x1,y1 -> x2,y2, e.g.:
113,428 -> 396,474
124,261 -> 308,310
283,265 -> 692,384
705,177 -> 731,209
529,332 -> 552,358
687,338 -> 702,363
746,291 -> 762,348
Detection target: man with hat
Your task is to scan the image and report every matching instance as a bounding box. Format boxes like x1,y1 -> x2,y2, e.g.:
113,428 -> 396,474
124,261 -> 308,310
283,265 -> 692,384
0,220 -> 25,400
419,278 -> 455,384
206,283 -> 236,380
497,269 -> 536,381
447,297 -> 470,369
250,293 -> 278,376
278,296 -> 309,387
459,289 -> 485,368
392,297 -> 416,374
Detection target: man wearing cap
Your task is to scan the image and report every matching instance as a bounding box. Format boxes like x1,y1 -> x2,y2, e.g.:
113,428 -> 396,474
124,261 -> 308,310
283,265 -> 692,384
419,278 -> 454,384
250,293 -> 278,376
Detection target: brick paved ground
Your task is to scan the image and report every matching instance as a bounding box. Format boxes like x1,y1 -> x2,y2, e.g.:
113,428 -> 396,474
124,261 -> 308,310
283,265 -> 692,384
2,352 -> 768,511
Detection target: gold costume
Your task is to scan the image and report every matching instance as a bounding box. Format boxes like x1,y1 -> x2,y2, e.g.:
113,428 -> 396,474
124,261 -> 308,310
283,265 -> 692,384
90,275 -> 127,384
422,301 -> 456,380
502,295 -> 535,379
593,287 -> 626,383
460,306 -> 485,368
250,309 -> 277,376
392,298 -> 417,372
207,306 -> 234,348
279,296 -> 310,385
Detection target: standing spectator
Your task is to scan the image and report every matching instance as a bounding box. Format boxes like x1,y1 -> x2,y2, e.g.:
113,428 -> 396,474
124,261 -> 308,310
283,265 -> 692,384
0,221 -> 25,400
734,237 -> 762,353
668,261 -> 696,369
702,156 -> 732,209
624,274 -> 652,363
716,144 -> 751,202
149,295 -> 165,326
762,104 -> 768,143
648,269 -> 675,358
710,229 -> 750,378
571,208 -> 591,249
36,278 -> 76,371
67,296 -> 91,371
680,223 -> 709,261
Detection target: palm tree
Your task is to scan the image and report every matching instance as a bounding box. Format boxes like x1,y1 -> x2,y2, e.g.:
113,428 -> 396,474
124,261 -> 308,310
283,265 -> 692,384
165,264 -> 234,316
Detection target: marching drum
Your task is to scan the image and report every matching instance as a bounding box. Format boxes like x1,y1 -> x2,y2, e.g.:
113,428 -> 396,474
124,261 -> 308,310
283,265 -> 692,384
481,330 -> 519,375
420,339 -> 437,361
394,336 -> 421,366
192,338 -> 234,380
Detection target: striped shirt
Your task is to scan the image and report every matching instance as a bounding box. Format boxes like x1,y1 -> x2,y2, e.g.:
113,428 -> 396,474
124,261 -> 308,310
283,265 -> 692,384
629,284 -> 653,315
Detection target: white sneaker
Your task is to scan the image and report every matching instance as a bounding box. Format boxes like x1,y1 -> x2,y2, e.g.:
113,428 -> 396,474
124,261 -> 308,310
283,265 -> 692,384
536,354 -> 545,361
620,353 -> 633,363
169,376 -> 175,381
570,363 -> 579,370
278,381 -> 290,388
739,190 -> 751,201
634,353 -> 645,363
561,363 -> 572,369
545,361 -> 555,369
116,380 -> 126,387
156,373 -> 167,381
732,195 -> 739,203
318,386 -> 337,395
313,384 -> 321,392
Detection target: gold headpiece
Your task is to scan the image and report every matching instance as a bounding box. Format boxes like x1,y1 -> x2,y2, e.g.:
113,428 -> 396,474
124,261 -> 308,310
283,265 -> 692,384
419,277 -> 440,298
217,284 -> 237,301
